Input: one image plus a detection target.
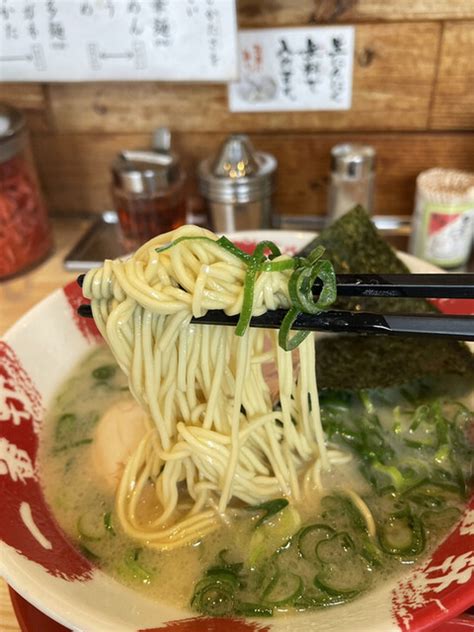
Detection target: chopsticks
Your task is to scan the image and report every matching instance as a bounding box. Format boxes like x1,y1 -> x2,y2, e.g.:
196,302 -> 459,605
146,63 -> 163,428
76,273 -> 474,299
76,303 -> 474,341
77,268 -> 474,342
319,273 -> 474,299
198,309 -> 474,341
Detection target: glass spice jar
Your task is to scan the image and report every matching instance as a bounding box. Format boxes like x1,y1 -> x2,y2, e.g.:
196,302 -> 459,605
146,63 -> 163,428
111,128 -> 187,251
327,144 -> 376,224
409,168 -> 474,269
0,104 -> 52,279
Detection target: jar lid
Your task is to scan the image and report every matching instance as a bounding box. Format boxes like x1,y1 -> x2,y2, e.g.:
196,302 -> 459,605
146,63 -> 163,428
330,144 -> 376,179
112,128 -> 182,195
198,135 -> 277,204
0,104 -> 27,164
416,168 -> 474,204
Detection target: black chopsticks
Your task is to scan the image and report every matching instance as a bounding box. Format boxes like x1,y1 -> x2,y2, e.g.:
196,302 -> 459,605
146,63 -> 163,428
319,273 -> 474,299
76,271 -> 474,341
76,273 -> 474,299
77,303 -> 474,342
196,309 -> 474,341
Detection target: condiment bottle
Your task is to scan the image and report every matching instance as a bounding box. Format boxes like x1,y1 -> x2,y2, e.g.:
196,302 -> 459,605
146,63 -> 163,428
198,134 -> 277,232
111,128 -> 186,250
327,144 -> 376,223
0,104 -> 52,279
409,168 -> 474,269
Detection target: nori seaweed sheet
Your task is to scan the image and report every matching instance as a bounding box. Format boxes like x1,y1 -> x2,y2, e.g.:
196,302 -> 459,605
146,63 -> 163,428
307,206 -> 474,390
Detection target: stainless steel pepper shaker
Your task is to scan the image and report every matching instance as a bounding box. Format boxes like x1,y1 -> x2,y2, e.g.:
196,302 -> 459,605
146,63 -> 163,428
327,144 -> 376,223
198,134 -> 277,232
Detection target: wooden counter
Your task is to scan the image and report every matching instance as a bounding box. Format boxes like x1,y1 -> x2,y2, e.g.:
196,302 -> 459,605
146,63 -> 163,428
0,218 -> 91,336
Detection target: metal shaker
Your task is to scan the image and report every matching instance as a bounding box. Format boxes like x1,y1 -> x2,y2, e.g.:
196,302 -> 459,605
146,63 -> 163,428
198,134 -> 277,232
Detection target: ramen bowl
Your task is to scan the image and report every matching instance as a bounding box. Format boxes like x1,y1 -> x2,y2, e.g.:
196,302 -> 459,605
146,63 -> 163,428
1,231 -> 473,632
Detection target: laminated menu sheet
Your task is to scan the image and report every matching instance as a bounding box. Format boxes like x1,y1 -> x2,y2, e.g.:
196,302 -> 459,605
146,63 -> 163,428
0,0 -> 238,81
228,26 -> 355,111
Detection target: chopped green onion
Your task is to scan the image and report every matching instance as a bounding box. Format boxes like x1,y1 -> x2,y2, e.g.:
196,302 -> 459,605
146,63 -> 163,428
372,462 -> 406,491
216,235 -> 252,262
252,240 -> 282,261
259,259 -> 295,273
77,511 -> 105,541
278,307 -> 311,351
235,261 -> 258,336
307,244 -> 325,263
247,498 -> 289,529
191,579 -> 235,616
297,524 -> 336,563
52,438 -> 93,455
104,511 -> 116,536
155,235 -> 218,255
124,549 -> 152,584
205,567 -> 240,590
378,508 -> 425,558
262,570 -> 304,606
79,544 -> 100,563
55,413 -> 76,442
92,365 -> 116,380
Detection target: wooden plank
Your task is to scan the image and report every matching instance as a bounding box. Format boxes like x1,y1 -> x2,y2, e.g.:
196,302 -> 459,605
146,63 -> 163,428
0,83 -> 50,132
47,23 -> 439,133
430,21 -> 474,130
237,0 -> 474,25
31,131 -> 474,218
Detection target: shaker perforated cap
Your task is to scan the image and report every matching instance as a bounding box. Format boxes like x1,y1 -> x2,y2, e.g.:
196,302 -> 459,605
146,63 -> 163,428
111,127 -> 181,195
198,134 -> 277,204
330,144 -> 376,179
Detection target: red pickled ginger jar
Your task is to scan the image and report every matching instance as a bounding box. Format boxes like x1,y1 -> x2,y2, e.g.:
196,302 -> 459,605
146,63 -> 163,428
0,104 -> 52,280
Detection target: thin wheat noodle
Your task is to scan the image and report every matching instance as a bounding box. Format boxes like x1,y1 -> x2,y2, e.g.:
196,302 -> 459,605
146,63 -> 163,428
83,226 -> 346,550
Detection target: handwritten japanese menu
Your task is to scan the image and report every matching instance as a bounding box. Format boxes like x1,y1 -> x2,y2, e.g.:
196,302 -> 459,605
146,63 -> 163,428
0,0 -> 237,81
228,27 -> 354,112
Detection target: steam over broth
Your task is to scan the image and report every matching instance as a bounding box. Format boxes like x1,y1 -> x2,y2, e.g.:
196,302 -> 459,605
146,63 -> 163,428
40,346 -> 473,615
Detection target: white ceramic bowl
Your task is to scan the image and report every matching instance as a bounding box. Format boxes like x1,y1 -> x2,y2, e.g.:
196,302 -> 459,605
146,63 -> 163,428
1,231 -> 473,632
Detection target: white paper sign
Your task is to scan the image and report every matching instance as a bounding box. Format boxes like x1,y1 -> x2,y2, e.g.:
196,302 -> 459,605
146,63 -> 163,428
228,27 -> 354,112
0,0 -> 238,82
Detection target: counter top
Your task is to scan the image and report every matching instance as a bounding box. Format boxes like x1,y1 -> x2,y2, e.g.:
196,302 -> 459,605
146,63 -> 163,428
0,218 -> 91,336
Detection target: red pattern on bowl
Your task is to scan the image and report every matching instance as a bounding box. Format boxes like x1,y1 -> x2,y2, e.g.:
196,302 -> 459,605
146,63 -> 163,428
0,341 -> 93,581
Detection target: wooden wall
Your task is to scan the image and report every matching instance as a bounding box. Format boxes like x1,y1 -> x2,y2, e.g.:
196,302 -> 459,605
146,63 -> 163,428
1,0 -> 473,219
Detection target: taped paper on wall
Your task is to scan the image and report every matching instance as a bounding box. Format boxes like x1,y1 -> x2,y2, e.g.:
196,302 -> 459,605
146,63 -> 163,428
0,0 -> 238,82
228,26 -> 354,112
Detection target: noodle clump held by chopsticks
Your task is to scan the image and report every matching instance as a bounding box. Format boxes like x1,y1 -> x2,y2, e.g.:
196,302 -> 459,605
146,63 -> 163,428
82,225 -> 344,550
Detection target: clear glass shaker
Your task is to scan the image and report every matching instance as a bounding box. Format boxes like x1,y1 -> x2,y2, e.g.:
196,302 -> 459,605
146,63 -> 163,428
111,129 -> 187,251
327,144 -> 376,223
